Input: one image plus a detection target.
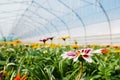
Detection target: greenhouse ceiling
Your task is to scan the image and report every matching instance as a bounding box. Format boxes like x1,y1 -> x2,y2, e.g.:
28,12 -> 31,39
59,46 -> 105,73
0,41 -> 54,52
0,0 -> 120,43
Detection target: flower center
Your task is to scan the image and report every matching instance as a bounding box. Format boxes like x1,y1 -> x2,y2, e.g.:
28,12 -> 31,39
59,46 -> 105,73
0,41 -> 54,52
76,52 -> 81,57
81,52 -> 86,55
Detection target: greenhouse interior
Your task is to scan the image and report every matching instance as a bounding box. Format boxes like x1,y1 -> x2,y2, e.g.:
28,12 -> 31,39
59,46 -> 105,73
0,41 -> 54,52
0,0 -> 120,80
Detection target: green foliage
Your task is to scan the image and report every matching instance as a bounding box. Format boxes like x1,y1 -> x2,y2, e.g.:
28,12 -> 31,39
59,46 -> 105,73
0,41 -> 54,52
0,44 -> 120,80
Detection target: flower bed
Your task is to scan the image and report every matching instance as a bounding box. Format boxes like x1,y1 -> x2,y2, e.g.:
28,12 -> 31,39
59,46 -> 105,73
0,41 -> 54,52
0,43 -> 120,80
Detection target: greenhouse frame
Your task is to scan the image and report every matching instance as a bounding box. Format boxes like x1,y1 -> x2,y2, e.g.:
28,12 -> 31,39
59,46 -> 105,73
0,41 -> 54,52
0,0 -> 120,44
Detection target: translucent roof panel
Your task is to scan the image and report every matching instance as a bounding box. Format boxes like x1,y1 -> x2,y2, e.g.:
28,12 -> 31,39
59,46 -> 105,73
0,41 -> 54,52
0,0 -> 32,37
0,0 -> 120,44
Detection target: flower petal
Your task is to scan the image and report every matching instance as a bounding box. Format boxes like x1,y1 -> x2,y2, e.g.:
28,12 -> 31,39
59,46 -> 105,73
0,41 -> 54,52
83,55 -> 92,63
86,48 -> 92,53
61,51 -> 76,59
67,52 -> 76,56
73,57 -> 78,62
92,49 -> 102,54
81,49 -> 84,53
61,54 -> 68,59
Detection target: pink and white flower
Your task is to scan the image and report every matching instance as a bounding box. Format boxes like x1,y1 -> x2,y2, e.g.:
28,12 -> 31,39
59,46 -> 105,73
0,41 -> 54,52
61,48 -> 93,63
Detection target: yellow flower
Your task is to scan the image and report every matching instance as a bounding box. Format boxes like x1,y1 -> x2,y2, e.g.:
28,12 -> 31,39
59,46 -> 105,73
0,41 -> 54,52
7,42 -> 14,45
64,35 -> 70,38
114,50 -> 120,53
44,44 -> 50,47
50,44 -> 56,49
13,40 -> 21,44
31,43 -> 40,49
71,45 -> 80,49
56,44 -> 62,47
33,45 -> 40,49
58,35 -> 70,41
92,45 -> 95,49
31,43 -> 38,47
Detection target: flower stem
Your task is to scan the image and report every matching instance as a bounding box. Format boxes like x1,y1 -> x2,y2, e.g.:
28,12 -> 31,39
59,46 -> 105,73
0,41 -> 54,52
77,61 -> 83,80
50,40 -> 52,46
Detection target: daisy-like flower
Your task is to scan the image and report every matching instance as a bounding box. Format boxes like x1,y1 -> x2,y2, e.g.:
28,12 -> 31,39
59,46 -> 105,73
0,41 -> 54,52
71,44 -> 80,49
39,38 -> 49,44
13,40 -> 21,44
76,49 -> 93,63
92,48 -> 110,54
101,48 -> 110,54
61,48 -> 93,63
47,37 -> 54,41
58,35 -> 70,41
47,37 -> 54,45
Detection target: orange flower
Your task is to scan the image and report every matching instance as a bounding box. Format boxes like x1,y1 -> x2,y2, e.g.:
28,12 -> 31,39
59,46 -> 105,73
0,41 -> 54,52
21,75 -> 28,80
14,73 -> 20,80
101,48 -> 110,54
113,46 -> 119,48
14,73 -> 27,80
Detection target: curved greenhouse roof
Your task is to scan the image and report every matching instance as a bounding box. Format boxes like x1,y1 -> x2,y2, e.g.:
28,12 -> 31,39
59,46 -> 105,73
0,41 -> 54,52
0,0 -> 120,45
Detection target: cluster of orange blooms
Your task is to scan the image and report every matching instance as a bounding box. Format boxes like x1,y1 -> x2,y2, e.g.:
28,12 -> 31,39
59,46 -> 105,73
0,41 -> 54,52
14,73 -> 27,80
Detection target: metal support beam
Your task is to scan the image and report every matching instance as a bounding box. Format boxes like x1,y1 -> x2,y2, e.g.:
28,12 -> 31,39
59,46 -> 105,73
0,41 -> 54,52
58,0 -> 87,46
33,1 -> 71,36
